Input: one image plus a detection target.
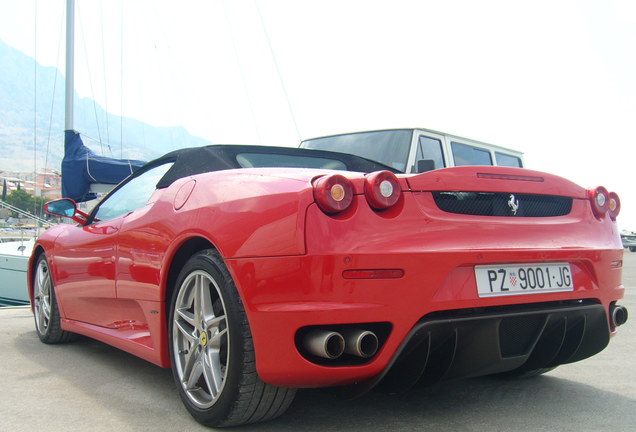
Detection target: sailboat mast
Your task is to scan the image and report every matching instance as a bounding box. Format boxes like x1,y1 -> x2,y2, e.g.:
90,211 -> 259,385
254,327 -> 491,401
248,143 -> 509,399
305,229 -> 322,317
64,0 -> 74,131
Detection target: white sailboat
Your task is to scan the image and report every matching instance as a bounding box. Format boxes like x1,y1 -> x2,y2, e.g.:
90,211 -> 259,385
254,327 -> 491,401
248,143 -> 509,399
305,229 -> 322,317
0,238 -> 34,306
0,199 -> 52,306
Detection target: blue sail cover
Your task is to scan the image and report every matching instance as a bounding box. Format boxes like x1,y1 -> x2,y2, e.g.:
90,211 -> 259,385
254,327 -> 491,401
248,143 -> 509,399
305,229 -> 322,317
62,130 -> 146,202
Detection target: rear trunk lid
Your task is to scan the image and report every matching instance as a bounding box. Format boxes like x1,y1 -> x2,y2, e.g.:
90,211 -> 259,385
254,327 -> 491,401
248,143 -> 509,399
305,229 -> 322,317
405,166 -> 586,198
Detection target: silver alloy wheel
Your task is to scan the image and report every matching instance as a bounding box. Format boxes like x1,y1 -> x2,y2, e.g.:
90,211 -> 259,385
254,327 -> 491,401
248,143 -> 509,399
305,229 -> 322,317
172,270 -> 229,409
34,257 -> 52,335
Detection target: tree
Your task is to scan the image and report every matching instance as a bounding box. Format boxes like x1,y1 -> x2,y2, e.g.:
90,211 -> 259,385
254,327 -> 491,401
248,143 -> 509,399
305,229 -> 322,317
4,190 -> 48,218
6,189 -> 36,214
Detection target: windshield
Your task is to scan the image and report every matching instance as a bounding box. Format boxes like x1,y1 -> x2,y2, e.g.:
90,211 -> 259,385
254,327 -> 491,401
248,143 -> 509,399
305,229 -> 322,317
301,130 -> 412,172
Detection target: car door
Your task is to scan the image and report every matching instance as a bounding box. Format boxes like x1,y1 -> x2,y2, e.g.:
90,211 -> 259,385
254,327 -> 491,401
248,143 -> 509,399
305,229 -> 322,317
52,214 -> 123,326
112,162 -> 175,302
53,162 -> 173,327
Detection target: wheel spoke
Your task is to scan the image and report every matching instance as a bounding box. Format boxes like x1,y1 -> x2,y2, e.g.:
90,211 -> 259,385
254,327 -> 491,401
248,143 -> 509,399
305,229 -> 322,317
200,279 -> 216,322
208,327 -> 227,349
175,319 -> 197,344
203,349 -> 223,396
193,274 -> 204,326
37,303 -> 46,326
42,300 -> 51,321
181,347 -> 199,387
41,275 -> 50,296
176,307 -> 195,327
205,314 -> 225,332
36,266 -> 43,287
185,356 -> 204,391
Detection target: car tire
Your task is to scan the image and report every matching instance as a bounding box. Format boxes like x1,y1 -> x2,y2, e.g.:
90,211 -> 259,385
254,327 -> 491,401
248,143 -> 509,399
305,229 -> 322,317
33,253 -> 77,344
169,249 -> 296,427
630,246 -> 636,252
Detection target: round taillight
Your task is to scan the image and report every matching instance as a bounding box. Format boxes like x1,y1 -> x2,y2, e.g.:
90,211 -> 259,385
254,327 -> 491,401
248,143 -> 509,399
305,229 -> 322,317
313,174 -> 354,214
608,191 -> 621,220
589,186 -> 609,218
364,171 -> 401,210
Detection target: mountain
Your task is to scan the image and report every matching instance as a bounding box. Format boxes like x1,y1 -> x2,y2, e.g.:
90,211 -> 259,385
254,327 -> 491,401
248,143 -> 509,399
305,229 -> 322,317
0,39 -> 211,173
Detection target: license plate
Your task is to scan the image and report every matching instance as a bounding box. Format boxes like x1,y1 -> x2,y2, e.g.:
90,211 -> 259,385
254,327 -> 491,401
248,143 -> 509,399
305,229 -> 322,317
475,262 -> 573,297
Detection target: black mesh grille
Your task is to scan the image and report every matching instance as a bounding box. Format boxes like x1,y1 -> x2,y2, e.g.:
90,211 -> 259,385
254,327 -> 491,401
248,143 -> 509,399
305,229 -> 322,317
433,191 -> 572,217
499,315 -> 545,357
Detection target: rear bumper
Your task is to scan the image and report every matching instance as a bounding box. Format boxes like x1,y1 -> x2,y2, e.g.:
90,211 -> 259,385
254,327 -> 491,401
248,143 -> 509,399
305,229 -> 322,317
226,195 -> 624,388
226,248 -> 624,388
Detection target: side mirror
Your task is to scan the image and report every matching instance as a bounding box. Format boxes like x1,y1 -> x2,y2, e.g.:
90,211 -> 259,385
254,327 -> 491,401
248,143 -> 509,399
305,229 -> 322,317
44,198 -> 89,225
416,159 -> 436,173
45,199 -> 76,217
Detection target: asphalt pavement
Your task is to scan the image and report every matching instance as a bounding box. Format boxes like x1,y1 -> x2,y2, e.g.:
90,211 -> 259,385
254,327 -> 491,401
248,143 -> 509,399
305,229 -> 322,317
1,253 -> 635,432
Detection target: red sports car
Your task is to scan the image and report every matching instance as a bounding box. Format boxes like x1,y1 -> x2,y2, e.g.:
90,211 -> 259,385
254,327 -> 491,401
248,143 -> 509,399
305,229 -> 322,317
30,145 -> 627,427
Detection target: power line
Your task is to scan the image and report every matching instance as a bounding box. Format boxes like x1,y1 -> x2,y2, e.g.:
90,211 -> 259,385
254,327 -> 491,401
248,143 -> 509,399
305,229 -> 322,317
33,0 -> 39,219
222,0 -> 263,145
76,0 -> 106,154
254,0 -> 301,142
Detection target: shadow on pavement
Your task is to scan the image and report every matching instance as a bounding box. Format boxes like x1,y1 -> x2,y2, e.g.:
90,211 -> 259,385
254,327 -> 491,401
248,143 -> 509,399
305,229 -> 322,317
11,325 -> 636,432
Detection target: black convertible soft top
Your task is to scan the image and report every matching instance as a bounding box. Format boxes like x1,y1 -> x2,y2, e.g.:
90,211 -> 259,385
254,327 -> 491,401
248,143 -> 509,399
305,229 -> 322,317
149,145 -> 398,189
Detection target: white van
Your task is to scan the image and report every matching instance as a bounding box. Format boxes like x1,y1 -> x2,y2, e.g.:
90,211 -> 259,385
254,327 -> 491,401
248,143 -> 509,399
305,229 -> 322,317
300,128 -> 524,173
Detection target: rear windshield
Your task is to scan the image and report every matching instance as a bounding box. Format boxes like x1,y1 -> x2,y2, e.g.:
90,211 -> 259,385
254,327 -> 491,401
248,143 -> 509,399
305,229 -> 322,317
301,130 -> 412,172
236,153 -> 346,170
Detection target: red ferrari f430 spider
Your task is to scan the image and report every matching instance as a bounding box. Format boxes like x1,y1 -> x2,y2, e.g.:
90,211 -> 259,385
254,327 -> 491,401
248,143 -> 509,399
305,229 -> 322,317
30,144 -> 627,426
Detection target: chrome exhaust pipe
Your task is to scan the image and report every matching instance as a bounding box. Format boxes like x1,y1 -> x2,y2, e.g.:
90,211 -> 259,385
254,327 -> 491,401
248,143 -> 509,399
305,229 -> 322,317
342,329 -> 379,358
303,330 -> 345,359
611,304 -> 628,327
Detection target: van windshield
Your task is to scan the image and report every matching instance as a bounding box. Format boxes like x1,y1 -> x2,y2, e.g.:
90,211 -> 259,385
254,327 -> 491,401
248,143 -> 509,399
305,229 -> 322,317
301,130 -> 412,172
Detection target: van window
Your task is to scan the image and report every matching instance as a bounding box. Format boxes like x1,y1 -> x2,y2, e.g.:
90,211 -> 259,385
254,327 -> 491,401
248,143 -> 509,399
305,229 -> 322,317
495,152 -> 523,167
451,142 -> 493,166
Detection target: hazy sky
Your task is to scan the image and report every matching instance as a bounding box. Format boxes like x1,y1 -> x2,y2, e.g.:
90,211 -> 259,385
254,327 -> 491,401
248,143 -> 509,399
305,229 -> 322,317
1,0 -> 635,228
